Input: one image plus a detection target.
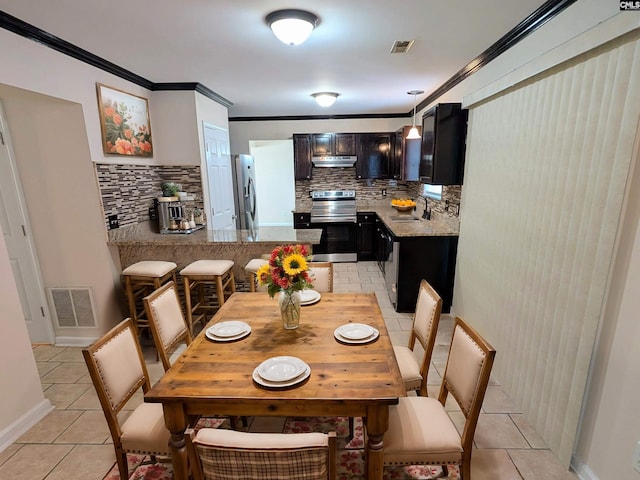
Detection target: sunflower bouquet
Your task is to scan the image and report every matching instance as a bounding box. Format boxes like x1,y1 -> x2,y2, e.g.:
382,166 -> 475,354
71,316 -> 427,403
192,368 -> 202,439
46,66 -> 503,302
256,244 -> 314,298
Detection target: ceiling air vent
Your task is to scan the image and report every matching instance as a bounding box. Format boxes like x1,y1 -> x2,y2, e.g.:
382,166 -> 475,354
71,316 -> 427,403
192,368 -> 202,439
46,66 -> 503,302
390,40 -> 414,54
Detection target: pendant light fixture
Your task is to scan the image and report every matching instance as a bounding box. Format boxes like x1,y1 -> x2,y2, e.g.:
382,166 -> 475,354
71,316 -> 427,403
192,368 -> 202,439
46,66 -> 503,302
266,9 -> 320,46
312,92 -> 339,107
406,90 -> 424,139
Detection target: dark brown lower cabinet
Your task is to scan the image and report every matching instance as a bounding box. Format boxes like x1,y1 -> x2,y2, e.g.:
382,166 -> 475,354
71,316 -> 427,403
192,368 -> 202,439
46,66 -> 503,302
392,235 -> 458,313
357,212 -> 376,261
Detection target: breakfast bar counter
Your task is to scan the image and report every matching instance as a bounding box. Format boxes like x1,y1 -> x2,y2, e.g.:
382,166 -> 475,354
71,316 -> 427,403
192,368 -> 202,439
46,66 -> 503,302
108,222 -> 322,287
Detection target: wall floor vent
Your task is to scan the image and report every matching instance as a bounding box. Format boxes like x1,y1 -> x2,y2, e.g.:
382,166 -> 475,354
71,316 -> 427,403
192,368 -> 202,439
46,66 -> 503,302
47,287 -> 97,327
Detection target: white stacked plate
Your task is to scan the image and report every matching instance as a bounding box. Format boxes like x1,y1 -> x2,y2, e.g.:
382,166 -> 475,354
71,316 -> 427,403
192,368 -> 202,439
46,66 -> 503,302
205,321 -> 251,342
299,289 -> 321,306
334,323 -> 380,344
253,356 -> 311,388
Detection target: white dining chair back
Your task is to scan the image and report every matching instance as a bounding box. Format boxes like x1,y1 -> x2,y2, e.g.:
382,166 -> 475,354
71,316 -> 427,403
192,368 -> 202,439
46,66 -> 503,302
82,318 -> 171,480
308,262 -> 333,293
143,281 -> 192,371
392,279 -> 442,395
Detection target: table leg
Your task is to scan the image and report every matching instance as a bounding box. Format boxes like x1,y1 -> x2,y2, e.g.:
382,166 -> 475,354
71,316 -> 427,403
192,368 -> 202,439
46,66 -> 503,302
365,405 -> 389,480
163,403 -> 188,480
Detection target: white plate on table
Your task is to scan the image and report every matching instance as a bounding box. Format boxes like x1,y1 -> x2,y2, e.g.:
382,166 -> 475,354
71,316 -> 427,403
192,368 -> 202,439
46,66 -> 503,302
257,356 -> 308,382
299,289 -> 321,306
205,321 -> 251,342
252,365 -> 311,388
334,323 -> 380,344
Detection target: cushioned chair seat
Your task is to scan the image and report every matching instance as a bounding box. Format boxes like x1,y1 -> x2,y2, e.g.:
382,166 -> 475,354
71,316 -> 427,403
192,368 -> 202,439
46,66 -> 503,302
123,261 -> 177,277
384,396 -> 462,466
244,258 -> 268,273
393,346 -> 423,391
196,428 -> 329,449
180,260 -> 234,276
121,402 -> 171,456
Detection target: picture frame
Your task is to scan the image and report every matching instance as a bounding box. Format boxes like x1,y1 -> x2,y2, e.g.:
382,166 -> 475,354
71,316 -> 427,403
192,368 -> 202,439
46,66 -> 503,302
96,83 -> 153,157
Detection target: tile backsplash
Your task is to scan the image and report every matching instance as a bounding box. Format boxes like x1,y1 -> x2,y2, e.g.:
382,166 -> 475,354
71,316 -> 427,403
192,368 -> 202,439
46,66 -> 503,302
95,163 -> 204,229
294,168 -> 461,217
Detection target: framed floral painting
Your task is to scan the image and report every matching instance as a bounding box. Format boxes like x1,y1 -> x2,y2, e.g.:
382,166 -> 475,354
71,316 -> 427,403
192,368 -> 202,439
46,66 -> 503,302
96,83 -> 153,157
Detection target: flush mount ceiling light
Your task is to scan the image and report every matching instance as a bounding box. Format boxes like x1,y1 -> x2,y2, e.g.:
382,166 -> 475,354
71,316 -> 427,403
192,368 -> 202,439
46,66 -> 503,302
312,92 -> 339,107
266,9 -> 320,46
406,89 -> 424,139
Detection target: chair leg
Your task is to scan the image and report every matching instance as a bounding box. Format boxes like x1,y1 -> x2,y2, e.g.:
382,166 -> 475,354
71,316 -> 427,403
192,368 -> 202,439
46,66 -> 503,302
124,277 -> 138,331
116,450 -> 129,480
229,270 -> 236,294
460,459 -> 470,480
347,416 -> 355,444
183,276 -> 193,333
216,275 -> 225,307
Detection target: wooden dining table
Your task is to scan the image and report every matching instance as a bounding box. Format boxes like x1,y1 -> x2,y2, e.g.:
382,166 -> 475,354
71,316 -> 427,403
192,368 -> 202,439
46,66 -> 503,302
145,291 -> 405,480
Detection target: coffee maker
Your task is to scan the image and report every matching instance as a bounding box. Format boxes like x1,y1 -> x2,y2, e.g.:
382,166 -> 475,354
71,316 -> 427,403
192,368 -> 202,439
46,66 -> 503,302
156,198 -> 185,233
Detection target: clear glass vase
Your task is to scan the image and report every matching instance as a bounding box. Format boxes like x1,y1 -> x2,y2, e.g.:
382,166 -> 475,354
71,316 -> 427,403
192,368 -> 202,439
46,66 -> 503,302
279,290 -> 301,329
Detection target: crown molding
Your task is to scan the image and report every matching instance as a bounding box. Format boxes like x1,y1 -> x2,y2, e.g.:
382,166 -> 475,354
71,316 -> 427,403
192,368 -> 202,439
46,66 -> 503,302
1,0 -> 575,117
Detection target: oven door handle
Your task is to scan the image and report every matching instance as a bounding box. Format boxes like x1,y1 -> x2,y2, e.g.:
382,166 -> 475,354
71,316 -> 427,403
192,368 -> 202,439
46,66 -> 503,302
309,216 -> 357,223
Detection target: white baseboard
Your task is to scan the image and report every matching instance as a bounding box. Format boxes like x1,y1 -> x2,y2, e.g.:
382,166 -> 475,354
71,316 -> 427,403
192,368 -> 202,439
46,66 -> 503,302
571,455 -> 599,480
0,399 -> 53,453
55,336 -> 97,347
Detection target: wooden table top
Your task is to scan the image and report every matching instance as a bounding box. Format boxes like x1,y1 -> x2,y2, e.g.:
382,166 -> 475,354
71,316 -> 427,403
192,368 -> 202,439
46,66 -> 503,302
145,292 -> 404,411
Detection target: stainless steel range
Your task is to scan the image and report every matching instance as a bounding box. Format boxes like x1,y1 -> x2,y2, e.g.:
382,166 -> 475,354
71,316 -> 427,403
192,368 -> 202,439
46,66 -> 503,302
309,190 -> 357,262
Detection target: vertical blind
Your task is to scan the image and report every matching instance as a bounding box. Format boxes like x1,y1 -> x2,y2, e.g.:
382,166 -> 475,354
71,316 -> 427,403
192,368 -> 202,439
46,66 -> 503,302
454,32 -> 640,464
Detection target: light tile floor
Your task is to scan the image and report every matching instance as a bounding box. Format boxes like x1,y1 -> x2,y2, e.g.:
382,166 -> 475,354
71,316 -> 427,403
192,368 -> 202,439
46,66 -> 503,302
0,261 -> 577,479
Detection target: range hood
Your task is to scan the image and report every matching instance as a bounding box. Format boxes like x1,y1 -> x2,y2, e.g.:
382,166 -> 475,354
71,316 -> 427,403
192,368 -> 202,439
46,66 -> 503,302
311,156 -> 357,168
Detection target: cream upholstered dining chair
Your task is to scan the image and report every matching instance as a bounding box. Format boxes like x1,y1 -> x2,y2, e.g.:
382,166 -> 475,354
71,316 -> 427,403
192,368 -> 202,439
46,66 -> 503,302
143,281 -> 245,429
82,318 -> 171,480
308,261 -> 333,292
143,281 -> 192,372
393,279 -> 442,396
381,316 -> 495,480
186,428 -> 337,480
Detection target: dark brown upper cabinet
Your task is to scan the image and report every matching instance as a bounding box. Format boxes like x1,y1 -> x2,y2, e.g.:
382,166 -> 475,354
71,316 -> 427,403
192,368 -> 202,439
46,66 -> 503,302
392,126 -> 422,181
311,133 -> 356,156
420,103 -> 468,185
293,134 -> 312,180
356,133 -> 393,179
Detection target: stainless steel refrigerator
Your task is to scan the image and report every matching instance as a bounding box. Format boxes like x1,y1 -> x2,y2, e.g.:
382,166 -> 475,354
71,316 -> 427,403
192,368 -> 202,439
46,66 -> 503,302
231,154 -> 259,232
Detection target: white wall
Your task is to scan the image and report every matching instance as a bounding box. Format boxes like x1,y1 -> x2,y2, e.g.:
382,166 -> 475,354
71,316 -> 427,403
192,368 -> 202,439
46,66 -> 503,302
151,90 -> 200,165
0,231 -> 51,449
249,140 -> 295,226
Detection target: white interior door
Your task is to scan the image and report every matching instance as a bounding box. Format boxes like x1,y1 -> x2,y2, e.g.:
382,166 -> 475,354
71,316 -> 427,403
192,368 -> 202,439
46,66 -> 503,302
203,123 -> 235,230
0,103 -> 53,344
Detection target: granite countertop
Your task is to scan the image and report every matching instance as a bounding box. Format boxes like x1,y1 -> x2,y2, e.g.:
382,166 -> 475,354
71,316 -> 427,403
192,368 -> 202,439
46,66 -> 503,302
108,222 -> 323,246
292,206 -> 460,237
368,206 -> 459,237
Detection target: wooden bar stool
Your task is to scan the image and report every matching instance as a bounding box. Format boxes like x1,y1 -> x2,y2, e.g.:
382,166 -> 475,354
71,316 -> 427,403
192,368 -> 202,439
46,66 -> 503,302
122,260 -> 177,335
244,258 -> 268,292
180,260 -> 236,333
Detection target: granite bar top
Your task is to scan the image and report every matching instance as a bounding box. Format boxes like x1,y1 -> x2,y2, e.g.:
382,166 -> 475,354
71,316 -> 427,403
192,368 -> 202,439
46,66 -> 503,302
108,222 -> 323,246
